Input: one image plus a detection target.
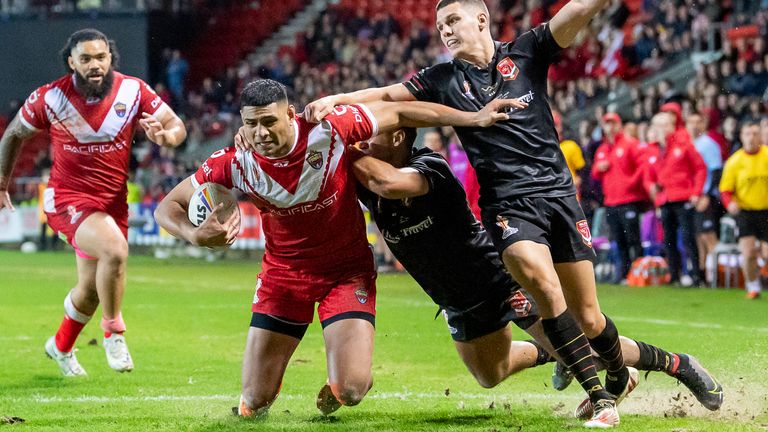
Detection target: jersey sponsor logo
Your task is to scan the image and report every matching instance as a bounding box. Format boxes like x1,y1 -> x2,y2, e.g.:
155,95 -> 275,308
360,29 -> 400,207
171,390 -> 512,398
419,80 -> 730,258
507,291 -> 532,317
273,160 -> 289,168
481,84 -> 498,94
63,142 -> 126,154
461,80 -> 476,101
496,57 -> 519,81
113,102 -> 127,118
355,287 -> 369,304
576,219 -> 592,248
269,191 -> 339,216
67,205 -> 83,225
495,215 -> 518,240
381,216 -> 435,244
306,150 -> 323,170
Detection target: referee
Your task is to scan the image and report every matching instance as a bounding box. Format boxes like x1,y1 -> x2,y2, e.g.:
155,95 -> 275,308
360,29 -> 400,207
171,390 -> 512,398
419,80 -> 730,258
720,122 -> 768,299
306,0 -> 629,427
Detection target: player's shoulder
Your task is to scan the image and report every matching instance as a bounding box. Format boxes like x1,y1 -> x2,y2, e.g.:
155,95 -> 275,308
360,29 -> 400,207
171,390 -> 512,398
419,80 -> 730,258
408,148 -> 452,174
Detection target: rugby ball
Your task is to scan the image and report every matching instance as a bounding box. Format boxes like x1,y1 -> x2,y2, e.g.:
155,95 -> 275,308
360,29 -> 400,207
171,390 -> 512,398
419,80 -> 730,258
187,182 -> 239,227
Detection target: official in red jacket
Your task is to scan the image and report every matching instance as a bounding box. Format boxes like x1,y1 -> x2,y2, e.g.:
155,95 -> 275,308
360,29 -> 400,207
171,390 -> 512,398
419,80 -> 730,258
644,112 -> 708,285
591,113 -> 649,282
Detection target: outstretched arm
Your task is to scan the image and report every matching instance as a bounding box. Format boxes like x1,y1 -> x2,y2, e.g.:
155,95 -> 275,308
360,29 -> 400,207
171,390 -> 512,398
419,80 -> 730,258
0,112 -> 40,211
549,0 -> 610,48
367,98 -> 528,133
305,84 -> 416,123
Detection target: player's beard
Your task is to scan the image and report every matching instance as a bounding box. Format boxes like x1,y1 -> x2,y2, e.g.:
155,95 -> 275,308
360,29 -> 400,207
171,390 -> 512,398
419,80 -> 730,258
74,67 -> 115,100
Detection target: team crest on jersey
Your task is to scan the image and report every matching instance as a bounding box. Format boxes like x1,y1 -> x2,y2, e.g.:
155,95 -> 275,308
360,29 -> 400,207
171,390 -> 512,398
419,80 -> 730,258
67,205 -> 83,225
355,287 -> 369,304
508,291 -> 532,317
496,215 -> 518,240
306,150 -> 323,170
113,102 -> 127,118
497,57 -> 519,81
576,219 -> 593,248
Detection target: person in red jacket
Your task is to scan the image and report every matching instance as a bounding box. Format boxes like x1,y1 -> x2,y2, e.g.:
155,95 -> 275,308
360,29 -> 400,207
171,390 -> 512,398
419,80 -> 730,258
591,113 -> 649,283
644,112 -> 708,285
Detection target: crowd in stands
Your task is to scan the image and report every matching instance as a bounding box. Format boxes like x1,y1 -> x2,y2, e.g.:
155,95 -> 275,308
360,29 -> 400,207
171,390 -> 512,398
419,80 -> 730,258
2,0 -> 767,293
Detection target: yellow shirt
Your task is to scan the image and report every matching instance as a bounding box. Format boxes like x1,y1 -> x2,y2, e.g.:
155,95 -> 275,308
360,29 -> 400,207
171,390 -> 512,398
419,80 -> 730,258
719,145 -> 768,210
560,140 -> 586,181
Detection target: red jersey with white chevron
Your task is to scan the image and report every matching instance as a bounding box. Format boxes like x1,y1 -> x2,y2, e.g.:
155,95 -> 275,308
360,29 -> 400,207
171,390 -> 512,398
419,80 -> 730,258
193,104 -> 379,274
20,72 -> 165,200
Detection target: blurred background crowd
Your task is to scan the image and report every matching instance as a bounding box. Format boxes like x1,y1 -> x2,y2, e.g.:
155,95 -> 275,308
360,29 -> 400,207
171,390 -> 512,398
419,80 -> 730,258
1,0 -> 767,291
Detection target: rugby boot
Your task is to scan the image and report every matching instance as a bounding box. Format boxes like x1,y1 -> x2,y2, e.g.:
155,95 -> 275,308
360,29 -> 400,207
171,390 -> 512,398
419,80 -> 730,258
316,383 -> 342,415
670,354 -> 723,411
583,399 -> 620,428
45,336 -> 87,377
103,334 -> 134,372
575,367 -> 639,419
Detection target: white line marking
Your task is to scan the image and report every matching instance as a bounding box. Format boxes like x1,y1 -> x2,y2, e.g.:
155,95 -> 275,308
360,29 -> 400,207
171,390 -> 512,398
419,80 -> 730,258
3,392 -> 577,404
613,316 -> 768,333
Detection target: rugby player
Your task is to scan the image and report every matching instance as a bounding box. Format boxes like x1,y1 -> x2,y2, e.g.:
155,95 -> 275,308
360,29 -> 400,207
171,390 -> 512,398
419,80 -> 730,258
0,29 -> 187,376
317,126 -> 722,416
154,79 -> 523,417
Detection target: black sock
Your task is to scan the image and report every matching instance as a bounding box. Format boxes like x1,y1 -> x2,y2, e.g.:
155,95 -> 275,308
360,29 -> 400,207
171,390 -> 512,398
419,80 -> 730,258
587,314 -> 628,396
526,339 -> 554,366
635,340 -> 681,374
542,311 -> 612,403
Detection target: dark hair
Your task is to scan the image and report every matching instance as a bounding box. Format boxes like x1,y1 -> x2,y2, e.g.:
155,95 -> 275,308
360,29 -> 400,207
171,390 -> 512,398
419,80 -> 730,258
741,120 -> 761,130
401,127 -> 418,148
435,0 -> 488,13
240,79 -> 288,108
60,28 -> 120,72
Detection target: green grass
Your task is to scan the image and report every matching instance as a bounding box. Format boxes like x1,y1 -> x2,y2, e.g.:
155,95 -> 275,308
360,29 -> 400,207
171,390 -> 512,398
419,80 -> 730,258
0,250 -> 766,431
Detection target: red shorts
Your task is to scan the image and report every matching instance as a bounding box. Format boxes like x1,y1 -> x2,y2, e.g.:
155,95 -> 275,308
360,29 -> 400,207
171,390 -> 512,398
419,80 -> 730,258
43,188 -> 128,259
251,269 -> 377,324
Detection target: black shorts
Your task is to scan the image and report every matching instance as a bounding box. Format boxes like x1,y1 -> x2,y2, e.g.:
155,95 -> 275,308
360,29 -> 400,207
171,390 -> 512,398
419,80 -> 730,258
694,199 -> 722,234
442,285 -> 539,342
481,194 -> 596,263
736,210 -> 768,241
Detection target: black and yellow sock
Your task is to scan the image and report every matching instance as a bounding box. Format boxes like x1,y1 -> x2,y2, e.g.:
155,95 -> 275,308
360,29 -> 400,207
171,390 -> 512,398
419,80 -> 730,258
542,310 -> 612,403
588,314 -> 628,396
635,340 -> 682,375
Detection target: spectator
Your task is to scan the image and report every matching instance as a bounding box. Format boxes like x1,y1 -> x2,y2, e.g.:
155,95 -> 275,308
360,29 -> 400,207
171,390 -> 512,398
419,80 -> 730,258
644,112 -> 708,286
686,111 -> 723,284
166,49 -> 189,104
591,113 -> 648,283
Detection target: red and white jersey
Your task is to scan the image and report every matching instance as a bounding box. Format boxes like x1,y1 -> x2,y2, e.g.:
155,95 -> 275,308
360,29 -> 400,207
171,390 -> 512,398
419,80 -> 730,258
193,104 -> 379,274
20,72 -> 166,200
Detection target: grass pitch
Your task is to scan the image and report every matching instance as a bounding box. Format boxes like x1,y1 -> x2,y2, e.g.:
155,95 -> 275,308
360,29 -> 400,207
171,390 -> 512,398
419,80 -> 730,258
0,250 -> 766,431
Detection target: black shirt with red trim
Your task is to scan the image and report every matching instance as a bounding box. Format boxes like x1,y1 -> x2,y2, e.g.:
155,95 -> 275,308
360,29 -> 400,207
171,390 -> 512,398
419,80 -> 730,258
403,23 -> 573,204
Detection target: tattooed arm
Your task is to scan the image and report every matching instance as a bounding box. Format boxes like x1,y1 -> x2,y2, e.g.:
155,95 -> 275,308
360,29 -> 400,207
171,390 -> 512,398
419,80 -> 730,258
0,112 -> 40,211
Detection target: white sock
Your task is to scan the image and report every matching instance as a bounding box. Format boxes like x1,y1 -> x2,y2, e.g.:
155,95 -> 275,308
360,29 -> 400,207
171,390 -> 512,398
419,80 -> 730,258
746,278 -> 762,294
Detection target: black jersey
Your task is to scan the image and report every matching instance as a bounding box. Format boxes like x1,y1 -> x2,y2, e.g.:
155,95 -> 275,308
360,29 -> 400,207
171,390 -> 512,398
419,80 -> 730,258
358,148 -> 518,312
403,23 -> 574,204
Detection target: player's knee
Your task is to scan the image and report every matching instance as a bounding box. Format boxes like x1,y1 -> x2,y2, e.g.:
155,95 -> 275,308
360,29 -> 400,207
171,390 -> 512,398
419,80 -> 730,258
474,371 -> 504,389
577,314 -> 602,337
331,380 -> 371,406
241,388 -> 279,413
100,242 -> 128,265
